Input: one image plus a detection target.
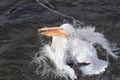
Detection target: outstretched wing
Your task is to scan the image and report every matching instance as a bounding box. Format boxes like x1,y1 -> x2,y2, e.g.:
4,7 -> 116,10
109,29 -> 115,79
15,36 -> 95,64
76,27 -> 119,58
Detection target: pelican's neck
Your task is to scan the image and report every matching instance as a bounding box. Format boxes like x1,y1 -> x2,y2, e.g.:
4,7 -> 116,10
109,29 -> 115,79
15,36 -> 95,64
51,36 -> 68,50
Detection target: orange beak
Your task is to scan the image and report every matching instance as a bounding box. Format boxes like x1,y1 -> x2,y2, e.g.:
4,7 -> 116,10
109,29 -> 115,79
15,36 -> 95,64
38,27 -> 69,38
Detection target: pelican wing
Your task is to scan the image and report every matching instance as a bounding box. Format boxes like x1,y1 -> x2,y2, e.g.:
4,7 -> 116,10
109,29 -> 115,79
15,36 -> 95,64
76,27 -> 119,58
69,38 -> 108,75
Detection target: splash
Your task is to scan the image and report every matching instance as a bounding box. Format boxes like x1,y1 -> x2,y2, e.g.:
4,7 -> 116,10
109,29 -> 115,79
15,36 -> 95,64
32,21 -> 119,80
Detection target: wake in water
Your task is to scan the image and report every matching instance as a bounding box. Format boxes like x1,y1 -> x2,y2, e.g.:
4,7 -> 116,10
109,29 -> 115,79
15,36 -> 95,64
32,21 -> 119,80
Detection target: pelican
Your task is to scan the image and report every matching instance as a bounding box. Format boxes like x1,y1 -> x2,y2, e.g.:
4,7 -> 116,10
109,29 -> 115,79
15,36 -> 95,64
38,23 -> 118,80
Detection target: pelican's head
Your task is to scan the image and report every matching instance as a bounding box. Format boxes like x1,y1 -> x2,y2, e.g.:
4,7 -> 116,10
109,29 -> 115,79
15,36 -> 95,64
38,23 -> 75,38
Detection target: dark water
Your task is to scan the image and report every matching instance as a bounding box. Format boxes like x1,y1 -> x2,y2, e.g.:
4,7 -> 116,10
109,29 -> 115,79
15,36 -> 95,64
0,0 -> 120,80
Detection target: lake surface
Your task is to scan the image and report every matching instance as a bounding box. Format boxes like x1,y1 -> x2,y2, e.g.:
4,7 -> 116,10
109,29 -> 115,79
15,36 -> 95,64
0,0 -> 120,80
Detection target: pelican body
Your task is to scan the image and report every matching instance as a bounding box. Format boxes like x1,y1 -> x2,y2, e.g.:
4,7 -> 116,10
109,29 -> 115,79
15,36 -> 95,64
38,23 -> 118,80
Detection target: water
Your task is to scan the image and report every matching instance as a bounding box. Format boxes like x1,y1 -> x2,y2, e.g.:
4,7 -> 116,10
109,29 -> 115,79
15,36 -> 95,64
0,0 -> 120,80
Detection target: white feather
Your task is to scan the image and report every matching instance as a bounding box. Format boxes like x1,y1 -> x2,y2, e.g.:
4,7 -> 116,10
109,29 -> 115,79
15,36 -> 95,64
77,27 -> 118,58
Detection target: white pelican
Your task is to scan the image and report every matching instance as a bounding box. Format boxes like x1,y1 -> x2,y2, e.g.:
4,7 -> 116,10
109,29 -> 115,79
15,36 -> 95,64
38,23 -> 118,80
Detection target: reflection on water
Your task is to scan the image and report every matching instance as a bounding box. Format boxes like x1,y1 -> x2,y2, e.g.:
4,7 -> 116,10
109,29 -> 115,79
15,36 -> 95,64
0,0 -> 120,80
